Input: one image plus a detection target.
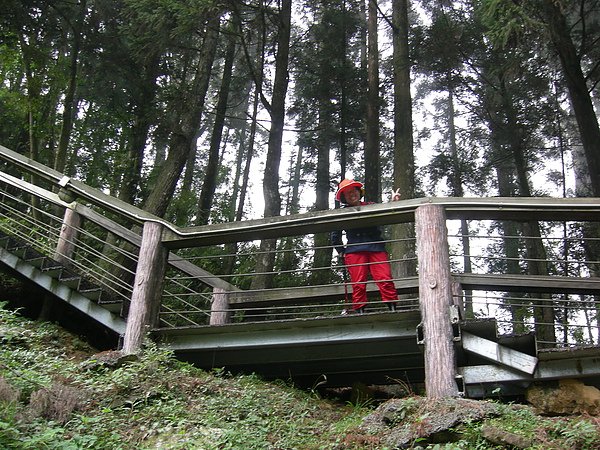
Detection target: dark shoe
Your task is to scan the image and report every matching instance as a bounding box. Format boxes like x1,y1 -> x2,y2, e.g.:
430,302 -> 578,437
341,307 -> 365,315
387,302 -> 397,312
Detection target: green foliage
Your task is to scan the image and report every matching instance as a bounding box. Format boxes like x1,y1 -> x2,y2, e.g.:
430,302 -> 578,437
0,304 -> 354,449
2,304 -> 599,450
0,42 -> 28,151
478,0 -> 542,49
553,418 -> 600,449
487,404 -> 539,435
456,404 -> 600,450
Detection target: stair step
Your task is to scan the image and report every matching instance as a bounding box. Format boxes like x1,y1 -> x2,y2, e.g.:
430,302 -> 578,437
3,235 -> 23,249
27,256 -> 46,268
57,267 -> 82,288
78,277 -> 104,302
8,244 -> 28,259
59,275 -> 81,289
80,288 -> 103,302
58,270 -> 79,280
0,236 -> 10,249
41,257 -> 63,270
22,246 -> 46,262
0,235 -> 18,249
39,258 -> 65,278
98,300 -> 123,313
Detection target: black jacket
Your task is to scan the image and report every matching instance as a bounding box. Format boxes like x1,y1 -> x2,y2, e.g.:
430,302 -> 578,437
330,202 -> 387,254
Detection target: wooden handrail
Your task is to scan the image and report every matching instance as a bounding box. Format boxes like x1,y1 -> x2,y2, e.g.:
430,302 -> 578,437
160,196 -> 600,248
4,142 -> 600,249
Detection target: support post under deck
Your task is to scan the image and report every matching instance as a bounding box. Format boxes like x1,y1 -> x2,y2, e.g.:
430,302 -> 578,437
123,221 -> 168,353
416,204 -> 459,398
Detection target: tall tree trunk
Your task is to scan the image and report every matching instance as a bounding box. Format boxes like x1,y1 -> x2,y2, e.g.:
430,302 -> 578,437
143,14 -> 220,218
55,0 -> 87,175
227,80 -> 253,223
251,0 -> 292,290
224,85 -> 261,276
237,86 -> 260,222
392,0 -> 414,199
339,0 -> 350,180
495,163 -> 527,333
447,87 -> 473,317
364,0 -> 380,201
540,1 -> 600,197
510,110 -> 555,345
390,0 -> 416,279
20,36 -> 44,221
119,52 -> 161,206
311,97 -> 334,285
359,0 -> 367,70
486,74 -> 528,334
287,146 -> 303,215
279,147 -> 303,275
197,31 -> 236,225
500,78 -> 556,346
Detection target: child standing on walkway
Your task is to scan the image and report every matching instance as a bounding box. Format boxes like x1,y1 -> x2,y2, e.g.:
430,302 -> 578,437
331,179 -> 401,314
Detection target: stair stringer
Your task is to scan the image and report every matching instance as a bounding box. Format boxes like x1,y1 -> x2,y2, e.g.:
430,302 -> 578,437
0,246 -> 126,336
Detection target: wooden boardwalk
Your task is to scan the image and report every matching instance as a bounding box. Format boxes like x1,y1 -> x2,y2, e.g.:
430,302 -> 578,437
3,231 -> 600,397
1,142 -> 600,398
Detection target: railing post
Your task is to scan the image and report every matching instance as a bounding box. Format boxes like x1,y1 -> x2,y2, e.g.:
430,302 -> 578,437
122,221 -> 168,354
54,207 -> 81,266
210,287 -> 232,325
39,207 -> 82,320
415,204 -> 459,398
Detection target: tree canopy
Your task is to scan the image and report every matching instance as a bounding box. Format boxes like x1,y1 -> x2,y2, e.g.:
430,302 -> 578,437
2,0 -> 599,221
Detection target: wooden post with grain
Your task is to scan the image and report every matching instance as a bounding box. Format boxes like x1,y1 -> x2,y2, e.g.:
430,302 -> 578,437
122,221 -> 168,353
39,207 -> 83,320
210,287 -> 232,325
415,204 -> 459,398
54,207 -> 81,266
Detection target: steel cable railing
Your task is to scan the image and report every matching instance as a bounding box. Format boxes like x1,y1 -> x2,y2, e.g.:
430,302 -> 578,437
448,231 -> 600,274
0,190 -> 61,255
0,180 -> 224,320
0,183 -> 136,302
2,157 -> 600,353
203,296 -> 421,321
449,225 -> 600,347
465,292 -> 600,346
159,235 -> 420,326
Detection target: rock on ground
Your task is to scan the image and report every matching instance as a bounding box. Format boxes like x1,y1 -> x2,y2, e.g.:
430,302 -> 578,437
360,397 -> 500,449
527,379 -> 600,416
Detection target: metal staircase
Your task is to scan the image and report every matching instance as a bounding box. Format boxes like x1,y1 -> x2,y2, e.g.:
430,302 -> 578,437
0,229 -> 126,336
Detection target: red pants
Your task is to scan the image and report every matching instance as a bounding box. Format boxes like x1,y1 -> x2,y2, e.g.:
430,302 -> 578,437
344,251 -> 398,310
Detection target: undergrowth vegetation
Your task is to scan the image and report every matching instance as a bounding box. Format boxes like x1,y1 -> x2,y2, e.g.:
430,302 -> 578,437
1,300 -> 599,449
0,301 -> 363,449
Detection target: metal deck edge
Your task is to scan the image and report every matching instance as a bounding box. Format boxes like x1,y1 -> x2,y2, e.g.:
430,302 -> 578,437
157,312 -> 422,351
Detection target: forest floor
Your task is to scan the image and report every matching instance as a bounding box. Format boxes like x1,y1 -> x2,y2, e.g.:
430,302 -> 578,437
1,298 -> 599,449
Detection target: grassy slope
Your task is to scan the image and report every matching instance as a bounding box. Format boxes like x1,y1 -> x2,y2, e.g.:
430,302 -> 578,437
1,302 -> 599,450
0,301 -> 368,449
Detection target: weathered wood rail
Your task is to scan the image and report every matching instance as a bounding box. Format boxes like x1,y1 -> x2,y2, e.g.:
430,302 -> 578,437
1,143 -> 600,397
